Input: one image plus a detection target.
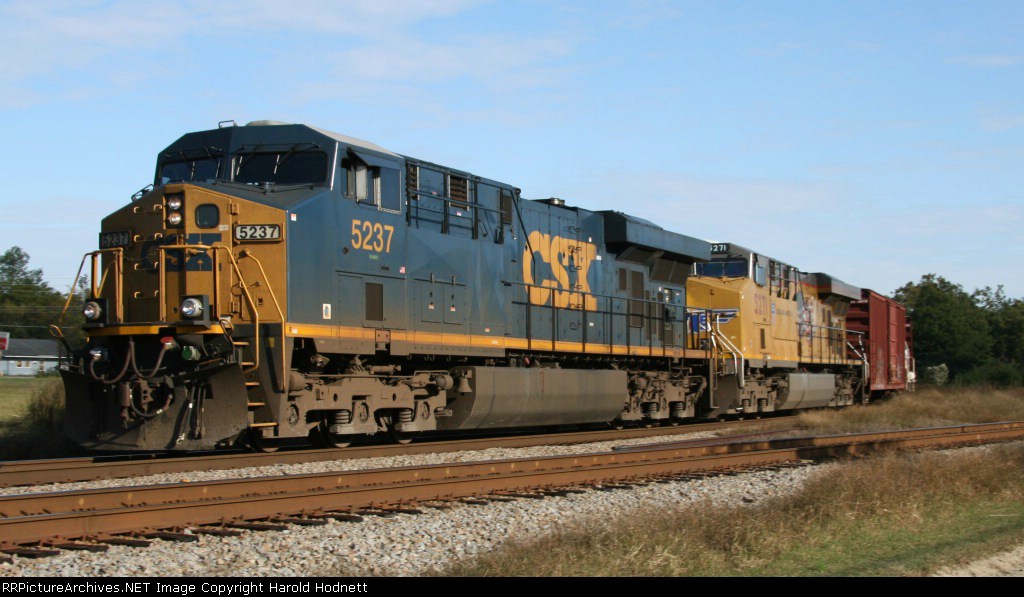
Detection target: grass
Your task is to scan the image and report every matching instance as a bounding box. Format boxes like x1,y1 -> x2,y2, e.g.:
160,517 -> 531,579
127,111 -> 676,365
0,377 -> 73,460
441,444 -> 1024,576
0,376 -> 55,421
730,386 -> 1024,440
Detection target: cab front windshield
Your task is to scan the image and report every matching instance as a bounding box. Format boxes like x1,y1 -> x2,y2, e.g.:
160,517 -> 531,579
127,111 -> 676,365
695,259 -> 747,278
234,150 -> 327,186
158,148 -> 329,187
160,157 -> 224,185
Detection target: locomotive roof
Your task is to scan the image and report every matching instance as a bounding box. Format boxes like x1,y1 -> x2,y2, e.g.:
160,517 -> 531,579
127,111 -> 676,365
304,123 -> 401,157
602,211 -> 711,263
161,121 -> 399,159
158,121 -> 516,196
709,241 -> 861,298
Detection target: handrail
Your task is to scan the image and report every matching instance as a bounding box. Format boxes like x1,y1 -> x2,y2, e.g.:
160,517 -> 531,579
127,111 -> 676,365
802,322 -> 851,364
238,249 -> 288,390
407,188 -> 506,240
847,335 -> 870,398
503,279 -> 688,310
408,188 -> 504,215
58,248 -> 124,327
157,244 -> 264,375
846,331 -> 866,362
503,279 -> 714,355
713,317 -> 744,388
59,242 -> 284,389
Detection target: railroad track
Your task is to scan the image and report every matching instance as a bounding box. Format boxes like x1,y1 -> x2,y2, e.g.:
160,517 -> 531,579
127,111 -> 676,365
0,418 -> 775,488
1,421 -> 1022,559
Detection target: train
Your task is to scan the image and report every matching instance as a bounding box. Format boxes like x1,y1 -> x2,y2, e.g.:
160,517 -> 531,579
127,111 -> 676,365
55,121 -> 914,452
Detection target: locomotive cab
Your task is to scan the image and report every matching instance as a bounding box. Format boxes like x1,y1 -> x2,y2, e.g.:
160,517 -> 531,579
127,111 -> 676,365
687,243 -> 866,416
61,122 -> 350,450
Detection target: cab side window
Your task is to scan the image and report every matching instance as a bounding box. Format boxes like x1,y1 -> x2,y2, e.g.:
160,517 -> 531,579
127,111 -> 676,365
754,264 -> 766,286
343,150 -> 401,212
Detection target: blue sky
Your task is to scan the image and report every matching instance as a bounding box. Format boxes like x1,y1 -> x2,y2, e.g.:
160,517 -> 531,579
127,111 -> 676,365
1,0 -> 1021,298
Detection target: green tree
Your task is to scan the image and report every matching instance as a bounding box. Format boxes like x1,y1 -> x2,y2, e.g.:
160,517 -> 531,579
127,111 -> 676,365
968,285 -> 1024,386
973,286 -> 1024,366
0,247 -> 79,341
894,274 -> 991,381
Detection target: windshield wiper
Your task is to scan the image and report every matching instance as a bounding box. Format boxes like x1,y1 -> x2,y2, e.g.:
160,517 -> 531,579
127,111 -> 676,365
273,142 -> 321,172
162,145 -> 223,160
210,179 -> 315,194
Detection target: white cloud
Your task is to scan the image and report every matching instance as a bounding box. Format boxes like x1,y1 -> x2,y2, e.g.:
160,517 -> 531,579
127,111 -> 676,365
951,54 -> 1024,68
0,0 -> 490,106
981,111 -> 1024,132
612,172 -> 845,217
329,34 -> 574,89
751,41 -> 804,58
286,30 -> 580,127
192,0 -> 486,35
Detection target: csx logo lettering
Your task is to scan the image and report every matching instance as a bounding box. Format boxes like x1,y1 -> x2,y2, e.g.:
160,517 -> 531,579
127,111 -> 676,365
522,231 -> 598,311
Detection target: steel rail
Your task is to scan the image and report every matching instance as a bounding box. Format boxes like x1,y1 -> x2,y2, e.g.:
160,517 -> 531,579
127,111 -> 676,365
0,418 -> 771,488
1,422 -> 1022,549
0,428 -> 799,518
2,421 -> 1021,518
613,421 -> 1024,452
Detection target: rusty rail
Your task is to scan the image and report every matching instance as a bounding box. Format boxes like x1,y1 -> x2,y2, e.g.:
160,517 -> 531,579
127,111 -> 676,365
1,422 -> 1022,550
0,418 -> 771,488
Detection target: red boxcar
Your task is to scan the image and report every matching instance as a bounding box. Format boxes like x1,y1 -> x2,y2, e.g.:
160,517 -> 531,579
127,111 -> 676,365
846,289 -> 916,398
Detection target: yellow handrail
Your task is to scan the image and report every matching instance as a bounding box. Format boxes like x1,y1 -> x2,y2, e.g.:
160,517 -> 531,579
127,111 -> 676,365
60,243 -> 286,389
157,244 -> 292,391
156,244 -> 264,374
238,249 -> 287,390
58,248 -> 124,327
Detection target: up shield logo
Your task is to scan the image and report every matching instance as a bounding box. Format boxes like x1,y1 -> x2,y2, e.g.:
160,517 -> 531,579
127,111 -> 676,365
522,231 -> 598,311
689,309 -> 739,332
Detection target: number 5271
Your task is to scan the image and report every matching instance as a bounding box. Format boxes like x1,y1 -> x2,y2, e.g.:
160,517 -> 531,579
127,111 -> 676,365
351,219 -> 395,253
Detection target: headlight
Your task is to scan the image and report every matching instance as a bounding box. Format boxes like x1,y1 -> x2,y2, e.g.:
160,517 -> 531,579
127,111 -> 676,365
167,211 -> 183,226
83,301 -> 102,321
166,196 -> 183,210
180,298 -> 203,318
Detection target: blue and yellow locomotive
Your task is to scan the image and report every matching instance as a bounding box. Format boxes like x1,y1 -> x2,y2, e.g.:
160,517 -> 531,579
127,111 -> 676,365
60,121 -> 869,451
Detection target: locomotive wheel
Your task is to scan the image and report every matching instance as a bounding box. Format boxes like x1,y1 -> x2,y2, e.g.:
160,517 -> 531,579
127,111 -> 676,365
310,420 -> 355,449
387,426 -> 413,445
246,429 -> 281,453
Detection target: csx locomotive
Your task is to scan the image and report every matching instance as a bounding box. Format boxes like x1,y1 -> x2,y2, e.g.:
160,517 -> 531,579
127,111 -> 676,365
59,121 -> 884,452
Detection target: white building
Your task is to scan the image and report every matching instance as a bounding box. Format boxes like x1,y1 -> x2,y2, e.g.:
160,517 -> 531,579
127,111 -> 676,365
0,339 -> 61,376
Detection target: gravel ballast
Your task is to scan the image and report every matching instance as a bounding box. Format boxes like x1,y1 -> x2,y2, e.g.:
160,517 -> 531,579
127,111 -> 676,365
0,461 -> 826,576
0,430 -> 729,497
2,437 -> 1021,577
0,427 -> 819,577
